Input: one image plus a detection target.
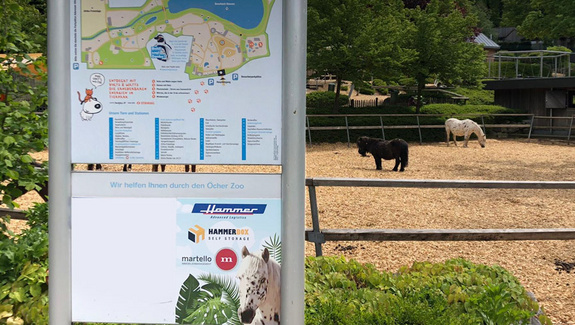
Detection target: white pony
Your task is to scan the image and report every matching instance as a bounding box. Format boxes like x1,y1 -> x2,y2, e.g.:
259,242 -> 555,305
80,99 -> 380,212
445,118 -> 486,148
237,246 -> 281,325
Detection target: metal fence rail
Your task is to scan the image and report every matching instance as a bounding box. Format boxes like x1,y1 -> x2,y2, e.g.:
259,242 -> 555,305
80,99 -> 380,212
305,177 -> 575,256
529,116 -> 575,141
305,113 -> 575,146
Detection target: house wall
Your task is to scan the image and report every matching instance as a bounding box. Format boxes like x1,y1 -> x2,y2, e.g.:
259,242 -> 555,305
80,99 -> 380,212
494,89 -> 546,114
494,89 -> 574,128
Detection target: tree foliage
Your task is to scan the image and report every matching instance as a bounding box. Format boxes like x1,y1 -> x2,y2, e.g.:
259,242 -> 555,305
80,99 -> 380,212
307,0 -> 407,112
0,0 -> 48,208
308,0 -> 487,113
401,0 -> 487,112
502,0 -> 575,43
0,0 -> 46,54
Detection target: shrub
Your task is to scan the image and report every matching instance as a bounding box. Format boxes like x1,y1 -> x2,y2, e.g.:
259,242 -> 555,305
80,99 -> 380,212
372,79 -> 386,87
0,203 -> 49,325
358,87 -> 375,95
453,86 -> 494,105
306,91 -> 349,109
305,256 -> 544,325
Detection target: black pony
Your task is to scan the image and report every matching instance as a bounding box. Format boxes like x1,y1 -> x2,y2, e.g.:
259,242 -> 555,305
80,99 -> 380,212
356,136 -> 409,172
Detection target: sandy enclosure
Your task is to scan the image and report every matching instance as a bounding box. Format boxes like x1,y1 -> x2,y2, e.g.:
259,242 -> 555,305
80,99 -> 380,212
304,139 -> 575,325
6,138 -> 575,324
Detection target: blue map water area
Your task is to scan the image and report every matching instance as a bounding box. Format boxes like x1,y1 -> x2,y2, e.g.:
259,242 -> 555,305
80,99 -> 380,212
167,0 -> 264,30
145,16 -> 157,25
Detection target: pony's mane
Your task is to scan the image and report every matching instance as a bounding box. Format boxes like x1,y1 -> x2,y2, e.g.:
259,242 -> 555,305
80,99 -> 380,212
242,252 -> 266,270
358,136 -> 383,145
467,120 -> 485,136
267,257 -> 281,283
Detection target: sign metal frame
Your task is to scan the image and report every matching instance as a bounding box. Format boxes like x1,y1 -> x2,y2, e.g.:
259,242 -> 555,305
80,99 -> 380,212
47,0 -> 306,324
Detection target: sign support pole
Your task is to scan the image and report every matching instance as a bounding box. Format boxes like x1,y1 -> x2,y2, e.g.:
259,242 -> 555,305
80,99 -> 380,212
48,0 -> 72,323
281,0 -> 307,324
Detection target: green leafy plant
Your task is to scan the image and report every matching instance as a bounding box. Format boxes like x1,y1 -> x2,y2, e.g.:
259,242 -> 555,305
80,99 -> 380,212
305,256 -> 541,325
306,91 -> 349,109
0,203 -> 49,325
0,0 -> 48,209
0,56 -> 48,209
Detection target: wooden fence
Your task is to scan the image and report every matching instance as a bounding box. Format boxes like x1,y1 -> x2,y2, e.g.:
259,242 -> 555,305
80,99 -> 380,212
349,98 -> 382,108
305,177 -> 575,256
306,113 -> 575,146
0,207 -> 28,220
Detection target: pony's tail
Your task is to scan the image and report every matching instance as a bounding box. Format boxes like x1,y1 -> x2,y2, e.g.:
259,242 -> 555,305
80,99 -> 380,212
401,141 -> 409,167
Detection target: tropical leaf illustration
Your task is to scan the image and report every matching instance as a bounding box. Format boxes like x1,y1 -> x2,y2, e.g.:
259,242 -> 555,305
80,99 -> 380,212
175,274 -> 202,323
199,273 -> 241,325
175,273 -> 241,325
263,233 -> 282,264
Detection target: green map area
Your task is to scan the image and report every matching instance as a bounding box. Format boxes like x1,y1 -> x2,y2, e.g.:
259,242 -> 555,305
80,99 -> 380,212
80,0 -> 274,79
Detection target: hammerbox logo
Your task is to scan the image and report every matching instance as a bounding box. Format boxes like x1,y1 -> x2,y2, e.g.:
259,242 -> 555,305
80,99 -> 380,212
192,204 -> 267,215
188,225 -> 205,243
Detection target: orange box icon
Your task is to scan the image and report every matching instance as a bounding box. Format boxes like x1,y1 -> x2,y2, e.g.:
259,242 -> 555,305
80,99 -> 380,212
188,225 -> 205,243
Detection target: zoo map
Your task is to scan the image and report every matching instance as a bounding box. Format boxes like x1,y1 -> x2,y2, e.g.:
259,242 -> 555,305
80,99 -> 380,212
71,0 -> 282,165
81,0 -> 275,79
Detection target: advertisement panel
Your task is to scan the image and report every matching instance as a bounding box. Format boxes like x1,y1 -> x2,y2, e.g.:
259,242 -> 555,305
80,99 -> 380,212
71,173 -> 281,323
70,0 -> 282,165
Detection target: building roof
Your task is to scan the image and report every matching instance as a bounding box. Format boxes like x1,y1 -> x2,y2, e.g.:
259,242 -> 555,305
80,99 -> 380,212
483,77 -> 575,90
473,33 -> 500,50
493,27 -> 523,43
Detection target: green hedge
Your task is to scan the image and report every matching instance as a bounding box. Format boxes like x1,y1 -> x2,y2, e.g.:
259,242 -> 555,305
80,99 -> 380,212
305,256 -> 550,325
453,86 -> 494,105
358,87 -> 375,95
306,104 -> 524,143
307,91 -> 350,109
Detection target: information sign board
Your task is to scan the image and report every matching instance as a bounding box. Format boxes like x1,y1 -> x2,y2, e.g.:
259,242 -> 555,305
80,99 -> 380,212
71,173 -> 281,323
70,0 -> 282,165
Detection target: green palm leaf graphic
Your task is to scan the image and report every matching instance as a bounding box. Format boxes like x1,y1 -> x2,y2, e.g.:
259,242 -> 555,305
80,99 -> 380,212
263,233 -> 282,264
175,273 -> 241,325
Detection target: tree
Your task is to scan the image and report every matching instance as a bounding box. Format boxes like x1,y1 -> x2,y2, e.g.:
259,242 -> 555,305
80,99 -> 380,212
0,0 -> 46,54
307,0 -> 407,113
472,0 -> 503,27
502,0 -> 575,46
400,0 -> 486,113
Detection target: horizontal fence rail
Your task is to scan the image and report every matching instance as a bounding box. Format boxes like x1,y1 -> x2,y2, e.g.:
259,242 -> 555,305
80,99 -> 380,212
530,116 -> 575,140
306,113 -> 575,146
305,177 -> 575,256
0,207 -> 28,220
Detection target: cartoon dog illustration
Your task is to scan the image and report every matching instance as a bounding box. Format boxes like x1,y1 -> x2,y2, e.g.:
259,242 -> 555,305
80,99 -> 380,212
77,89 -> 102,121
